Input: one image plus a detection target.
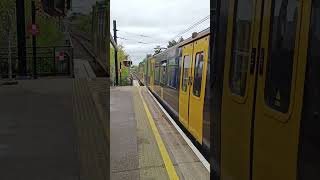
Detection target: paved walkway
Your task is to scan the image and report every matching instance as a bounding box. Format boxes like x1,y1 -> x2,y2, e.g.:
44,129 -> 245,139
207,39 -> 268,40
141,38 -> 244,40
0,79 -> 78,180
110,83 -> 209,179
74,59 -> 96,79
0,57 -> 109,180
72,55 -> 109,179
73,78 -> 109,180
110,86 -> 140,179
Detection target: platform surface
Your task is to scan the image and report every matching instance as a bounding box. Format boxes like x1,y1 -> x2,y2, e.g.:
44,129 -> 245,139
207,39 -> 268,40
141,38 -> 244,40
110,82 -> 209,180
0,79 -> 78,180
0,77 -> 109,180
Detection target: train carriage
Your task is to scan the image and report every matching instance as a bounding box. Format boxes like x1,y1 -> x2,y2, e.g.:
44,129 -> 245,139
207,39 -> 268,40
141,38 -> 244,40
137,0 -> 320,179
212,0 -> 320,179
141,28 -> 211,155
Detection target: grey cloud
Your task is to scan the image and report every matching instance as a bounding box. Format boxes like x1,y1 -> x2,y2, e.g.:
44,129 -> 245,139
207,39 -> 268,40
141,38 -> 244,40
111,0 -> 210,65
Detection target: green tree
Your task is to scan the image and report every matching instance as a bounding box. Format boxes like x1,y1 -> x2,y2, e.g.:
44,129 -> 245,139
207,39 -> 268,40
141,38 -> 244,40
154,45 -> 162,55
167,39 -> 177,48
110,44 -> 131,85
0,0 -> 64,47
0,0 -> 16,46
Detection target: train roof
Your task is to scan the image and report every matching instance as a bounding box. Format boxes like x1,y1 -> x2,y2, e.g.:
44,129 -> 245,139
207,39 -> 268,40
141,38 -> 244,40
153,45 -> 179,61
178,27 -> 210,47
147,27 -> 210,62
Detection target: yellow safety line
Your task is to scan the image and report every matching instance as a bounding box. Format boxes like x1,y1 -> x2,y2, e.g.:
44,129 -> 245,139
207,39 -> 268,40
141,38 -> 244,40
137,87 -> 179,180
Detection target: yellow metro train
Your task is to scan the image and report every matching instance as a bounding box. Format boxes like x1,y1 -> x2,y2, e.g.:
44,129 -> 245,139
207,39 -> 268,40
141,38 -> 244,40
137,0 -> 320,179
140,28 -> 211,156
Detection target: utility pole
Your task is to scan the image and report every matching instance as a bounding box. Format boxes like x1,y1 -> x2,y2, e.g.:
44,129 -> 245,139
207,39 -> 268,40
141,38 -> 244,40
119,62 -> 122,85
16,0 -> 27,77
32,0 -> 37,79
113,20 -> 119,85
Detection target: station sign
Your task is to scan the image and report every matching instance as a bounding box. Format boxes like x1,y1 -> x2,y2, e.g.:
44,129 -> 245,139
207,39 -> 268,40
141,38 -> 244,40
27,24 -> 40,36
122,60 -> 132,67
55,51 -> 65,61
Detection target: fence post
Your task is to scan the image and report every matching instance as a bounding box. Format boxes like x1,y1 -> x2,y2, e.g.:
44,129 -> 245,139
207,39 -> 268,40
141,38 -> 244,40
16,0 -> 27,77
67,50 -> 70,75
53,47 -> 56,75
69,46 -> 74,78
32,1 -> 37,79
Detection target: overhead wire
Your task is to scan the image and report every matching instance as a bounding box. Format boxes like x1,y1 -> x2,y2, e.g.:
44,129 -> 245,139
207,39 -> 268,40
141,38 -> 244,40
117,14 -> 210,61
118,36 -> 150,44
169,15 -> 210,42
117,14 -> 209,48
119,30 -> 153,38
155,15 -> 209,49
117,31 -> 164,44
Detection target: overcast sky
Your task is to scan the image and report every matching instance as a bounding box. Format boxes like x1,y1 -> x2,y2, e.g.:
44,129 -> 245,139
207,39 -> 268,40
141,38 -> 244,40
110,0 -> 210,65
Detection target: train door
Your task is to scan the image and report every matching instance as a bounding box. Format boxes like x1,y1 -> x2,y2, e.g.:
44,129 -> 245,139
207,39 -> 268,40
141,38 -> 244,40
221,0 -> 309,180
179,43 -> 194,128
252,0 -> 306,179
220,0 -> 262,179
297,1 -> 320,179
188,36 -> 209,143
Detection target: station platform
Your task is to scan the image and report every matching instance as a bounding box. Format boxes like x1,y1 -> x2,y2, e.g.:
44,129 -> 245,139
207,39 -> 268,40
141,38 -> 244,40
74,59 -> 97,79
0,79 -> 79,180
110,81 -> 209,180
0,76 -> 109,179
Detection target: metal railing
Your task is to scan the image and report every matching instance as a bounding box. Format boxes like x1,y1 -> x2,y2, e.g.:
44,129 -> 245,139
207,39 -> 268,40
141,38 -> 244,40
0,46 -> 73,78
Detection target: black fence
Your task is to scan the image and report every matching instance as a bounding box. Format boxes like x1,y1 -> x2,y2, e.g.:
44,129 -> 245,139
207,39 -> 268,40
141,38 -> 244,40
0,46 -> 73,78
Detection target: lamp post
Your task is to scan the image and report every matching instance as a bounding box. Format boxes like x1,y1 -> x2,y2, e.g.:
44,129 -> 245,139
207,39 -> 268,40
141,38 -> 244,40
16,0 -> 27,77
31,0 -> 37,79
113,20 -> 119,85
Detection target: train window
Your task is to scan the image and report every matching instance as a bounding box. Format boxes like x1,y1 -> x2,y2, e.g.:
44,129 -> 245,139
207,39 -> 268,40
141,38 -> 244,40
264,0 -> 299,113
155,65 -> 160,84
151,62 -> 154,78
144,61 -> 148,76
181,55 -> 191,92
229,0 -> 253,96
159,65 -> 163,84
167,58 -> 179,89
193,52 -> 204,97
148,61 -> 152,77
160,61 -> 167,85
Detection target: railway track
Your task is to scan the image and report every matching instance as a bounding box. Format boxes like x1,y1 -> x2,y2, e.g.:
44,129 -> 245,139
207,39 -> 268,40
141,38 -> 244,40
70,32 -> 106,77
